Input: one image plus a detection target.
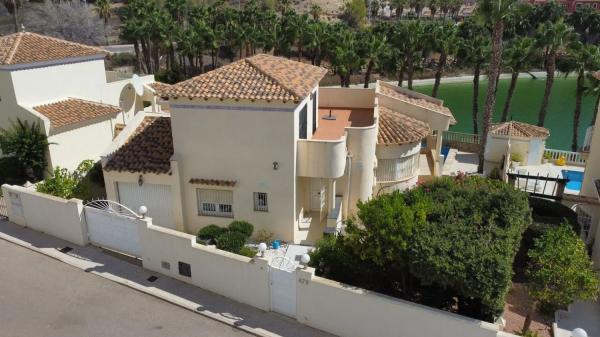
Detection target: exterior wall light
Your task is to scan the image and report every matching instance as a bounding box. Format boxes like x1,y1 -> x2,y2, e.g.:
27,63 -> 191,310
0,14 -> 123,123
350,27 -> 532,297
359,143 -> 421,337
573,328 -> 588,337
138,205 -> 148,219
300,253 -> 310,269
273,161 -> 279,170
138,174 -> 144,186
258,242 -> 267,257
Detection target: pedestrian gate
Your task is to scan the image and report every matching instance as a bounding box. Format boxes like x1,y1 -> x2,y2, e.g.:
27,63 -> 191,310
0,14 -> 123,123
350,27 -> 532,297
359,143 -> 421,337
84,200 -> 142,257
269,256 -> 297,318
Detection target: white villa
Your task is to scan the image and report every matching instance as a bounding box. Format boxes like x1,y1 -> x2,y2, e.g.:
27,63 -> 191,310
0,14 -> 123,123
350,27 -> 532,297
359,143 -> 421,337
101,54 -> 455,244
0,32 -> 161,171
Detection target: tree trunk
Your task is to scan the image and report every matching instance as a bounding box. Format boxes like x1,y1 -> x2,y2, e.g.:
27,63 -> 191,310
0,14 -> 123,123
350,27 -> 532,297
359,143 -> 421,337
572,70 -> 585,152
133,40 -> 143,73
478,21 -> 504,173
364,59 -> 374,88
432,52 -> 447,98
397,68 -> 404,87
11,0 -> 18,33
592,92 -> 600,126
537,52 -> 556,127
522,301 -> 536,333
501,71 -> 519,122
472,63 -> 481,135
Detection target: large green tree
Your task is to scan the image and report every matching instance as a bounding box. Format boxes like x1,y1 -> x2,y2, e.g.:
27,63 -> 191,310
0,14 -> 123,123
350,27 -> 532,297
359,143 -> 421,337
500,37 -> 537,122
429,22 -> 458,98
523,225 -> 599,331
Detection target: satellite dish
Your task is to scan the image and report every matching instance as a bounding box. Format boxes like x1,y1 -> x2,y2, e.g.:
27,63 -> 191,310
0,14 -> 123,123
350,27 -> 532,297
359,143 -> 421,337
132,74 -> 144,96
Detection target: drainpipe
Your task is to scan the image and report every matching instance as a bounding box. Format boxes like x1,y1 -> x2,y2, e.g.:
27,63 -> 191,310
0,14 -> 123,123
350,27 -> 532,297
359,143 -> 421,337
344,153 -> 353,219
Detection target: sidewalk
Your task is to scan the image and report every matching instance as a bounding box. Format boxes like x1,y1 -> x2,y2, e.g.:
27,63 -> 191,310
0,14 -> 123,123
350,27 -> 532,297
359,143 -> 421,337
0,220 -> 333,337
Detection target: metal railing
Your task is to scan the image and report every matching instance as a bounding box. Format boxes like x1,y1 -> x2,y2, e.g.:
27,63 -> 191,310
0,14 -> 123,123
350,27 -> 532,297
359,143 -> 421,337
0,197 -> 7,219
507,171 -> 569,200
442,131 -> 481,145
543,148 -> 586,166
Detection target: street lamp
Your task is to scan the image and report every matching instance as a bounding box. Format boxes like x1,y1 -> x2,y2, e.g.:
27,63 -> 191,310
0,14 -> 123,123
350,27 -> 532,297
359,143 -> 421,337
572,328 -> 588,337
138,205 -> 148,218
300,253 -> 310,269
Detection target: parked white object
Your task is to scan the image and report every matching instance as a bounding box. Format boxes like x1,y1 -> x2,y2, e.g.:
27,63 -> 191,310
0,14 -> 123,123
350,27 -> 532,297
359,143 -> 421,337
572,328 -> 588,337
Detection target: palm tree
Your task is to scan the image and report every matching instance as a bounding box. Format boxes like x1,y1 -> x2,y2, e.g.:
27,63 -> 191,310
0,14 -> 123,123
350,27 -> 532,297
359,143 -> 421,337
309,3 -> 322,20
429,22 -> 458,98
359,30 -> 387,88
390,0 -> 408,19
585,72 -> 600,127
535,20 -> 577,127
392,20 -> 426,89
0,119 -> 52,181
561,43 -> 600,151
331,29 -> 363,87
477,0 -> 517,172
3,0 -> 19,32
94,0 -> 112,44
457,19 -> 490,135
500,37 -> 537,122
427,0 -> 440,18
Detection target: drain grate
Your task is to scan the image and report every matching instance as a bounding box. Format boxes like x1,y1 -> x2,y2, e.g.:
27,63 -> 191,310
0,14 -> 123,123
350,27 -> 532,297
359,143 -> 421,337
59,246 -> 73,253
147,276 -> 158,282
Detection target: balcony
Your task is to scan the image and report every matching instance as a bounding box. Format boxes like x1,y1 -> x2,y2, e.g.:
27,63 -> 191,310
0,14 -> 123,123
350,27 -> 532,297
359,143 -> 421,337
297,107 -> 374,178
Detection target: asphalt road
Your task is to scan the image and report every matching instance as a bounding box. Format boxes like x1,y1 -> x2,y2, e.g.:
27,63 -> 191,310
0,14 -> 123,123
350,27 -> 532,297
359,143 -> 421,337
0,239 -> 252,337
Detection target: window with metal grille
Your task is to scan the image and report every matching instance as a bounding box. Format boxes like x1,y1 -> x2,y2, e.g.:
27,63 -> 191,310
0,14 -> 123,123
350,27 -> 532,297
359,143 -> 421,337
197,189 -> 233,218
376,155 -> 420,182
254,192 -> 268,212
299,104 -> 307,139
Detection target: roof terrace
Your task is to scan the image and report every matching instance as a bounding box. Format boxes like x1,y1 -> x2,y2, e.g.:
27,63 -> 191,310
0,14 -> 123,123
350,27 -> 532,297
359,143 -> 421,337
312,107 -> 375,141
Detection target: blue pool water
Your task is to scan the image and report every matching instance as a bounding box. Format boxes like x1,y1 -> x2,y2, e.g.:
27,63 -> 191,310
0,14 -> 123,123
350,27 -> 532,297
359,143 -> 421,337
562,170 -> 584,192
441,146 -> 450,163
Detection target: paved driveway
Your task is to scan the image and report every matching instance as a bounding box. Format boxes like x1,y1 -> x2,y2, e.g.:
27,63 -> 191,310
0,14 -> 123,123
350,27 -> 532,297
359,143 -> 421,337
0,239 -> 251,337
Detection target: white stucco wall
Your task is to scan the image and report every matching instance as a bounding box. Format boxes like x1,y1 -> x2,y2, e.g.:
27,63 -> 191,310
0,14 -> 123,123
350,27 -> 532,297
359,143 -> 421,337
484,135 -> 543,166
10,59 -> 107,106
169,97 -> 304,242
47,117 -> 118,171
375,142 -> 421,193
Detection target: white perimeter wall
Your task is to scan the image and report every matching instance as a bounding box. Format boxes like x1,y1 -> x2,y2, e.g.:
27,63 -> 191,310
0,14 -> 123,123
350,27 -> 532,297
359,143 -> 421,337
296,268 -> 500,337
1,184 -> 87,246
0,184 -> 515,337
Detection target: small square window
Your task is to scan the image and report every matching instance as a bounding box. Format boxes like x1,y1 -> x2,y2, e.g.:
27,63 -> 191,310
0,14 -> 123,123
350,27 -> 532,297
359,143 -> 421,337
178,261 -> 191,277
161,261 -> 171,270
254,192 -> 268,212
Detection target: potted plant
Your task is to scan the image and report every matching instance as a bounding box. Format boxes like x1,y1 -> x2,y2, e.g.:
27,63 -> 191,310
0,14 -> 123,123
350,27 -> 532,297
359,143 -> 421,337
510,153 -> 523,169
542,152 -> 551,164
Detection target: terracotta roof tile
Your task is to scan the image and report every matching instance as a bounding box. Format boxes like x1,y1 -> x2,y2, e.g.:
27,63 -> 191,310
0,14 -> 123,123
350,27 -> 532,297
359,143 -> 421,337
104,117 -> 173,174
33,98 -> 121,129
189,178 -> 237,187
148,81 -> 171,92
378,106 -> 430,145
0,32 -> 106,65
378,85 -> 457,125
160,54 -> 327,102
490,121 -> 550,138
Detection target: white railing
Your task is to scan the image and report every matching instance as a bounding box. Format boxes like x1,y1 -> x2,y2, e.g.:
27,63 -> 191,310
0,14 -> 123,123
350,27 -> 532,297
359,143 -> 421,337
443,131 -> 480,144
544,148 -> 586,166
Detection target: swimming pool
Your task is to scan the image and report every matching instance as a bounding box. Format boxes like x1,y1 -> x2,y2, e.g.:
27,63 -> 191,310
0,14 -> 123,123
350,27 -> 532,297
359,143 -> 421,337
562,170 -> 584,192
441,146 -> 450,163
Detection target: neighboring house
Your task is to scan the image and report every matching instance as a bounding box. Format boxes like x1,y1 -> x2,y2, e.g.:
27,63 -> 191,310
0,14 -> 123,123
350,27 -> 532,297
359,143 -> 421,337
101,54 -> 455,244
0,31 -> 160,171
484,121 -> 550,167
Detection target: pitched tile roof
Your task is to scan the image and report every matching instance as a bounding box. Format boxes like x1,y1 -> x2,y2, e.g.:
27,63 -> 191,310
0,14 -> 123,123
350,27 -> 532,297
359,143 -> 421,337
489,121 -> 550,138
104,117 -> 174,174
378,85 -> 457,125
0,32 -> 106,66
160,54 -> 328,102
148,81 -> 171,93
378,106 -> 430,145
189,178 -> 237,187
33,98 -> 121,129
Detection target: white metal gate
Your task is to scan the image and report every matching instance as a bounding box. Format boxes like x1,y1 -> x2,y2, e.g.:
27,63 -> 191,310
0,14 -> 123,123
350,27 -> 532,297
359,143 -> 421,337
270,257 -> 297,318
84,200 -> 142,257
117,182 -> 175,229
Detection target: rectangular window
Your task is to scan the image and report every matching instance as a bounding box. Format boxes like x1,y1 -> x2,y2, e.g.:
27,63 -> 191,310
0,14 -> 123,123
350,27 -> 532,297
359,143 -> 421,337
299,104 -> 307,139
197,189 -> 233,218
254,192 -> 268,212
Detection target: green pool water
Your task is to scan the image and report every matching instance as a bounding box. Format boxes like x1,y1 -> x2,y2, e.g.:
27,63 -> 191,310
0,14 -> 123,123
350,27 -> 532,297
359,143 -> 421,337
412,77 -> 597,151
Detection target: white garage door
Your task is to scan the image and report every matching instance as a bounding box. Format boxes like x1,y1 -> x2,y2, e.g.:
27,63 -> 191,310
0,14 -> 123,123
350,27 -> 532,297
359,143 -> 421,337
117,182 -> 175,229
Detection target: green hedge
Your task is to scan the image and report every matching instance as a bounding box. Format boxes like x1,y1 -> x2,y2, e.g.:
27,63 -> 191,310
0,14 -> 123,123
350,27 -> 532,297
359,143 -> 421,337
197,225 -> 228,244
216,231 -> 247,253
228,220 -> 254,238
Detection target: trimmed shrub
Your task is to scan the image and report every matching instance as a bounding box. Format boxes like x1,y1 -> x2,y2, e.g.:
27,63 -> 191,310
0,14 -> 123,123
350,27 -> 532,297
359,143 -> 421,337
229,220 -> 254,238
216,231 -> 247,253
239,246 -> 258,258
197,225 -> 227,243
